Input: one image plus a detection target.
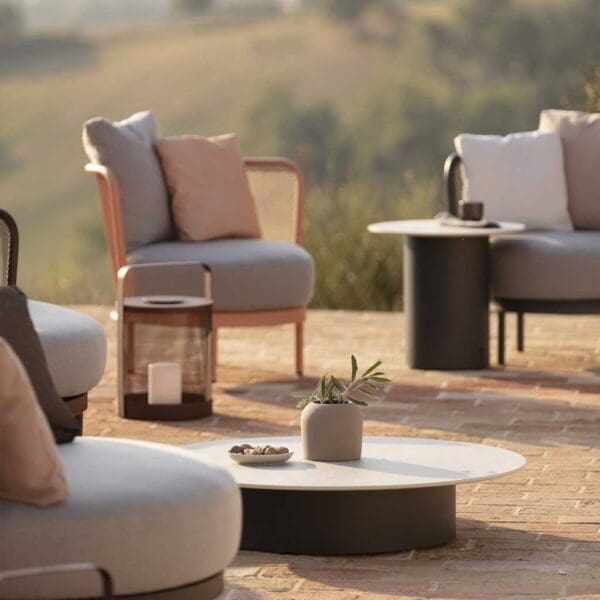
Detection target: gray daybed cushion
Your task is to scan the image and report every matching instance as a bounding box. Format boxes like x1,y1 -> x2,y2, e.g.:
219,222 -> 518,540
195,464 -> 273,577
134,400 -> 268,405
29,301 -> 107,399
491,231 -> 600,300
82,111 -> 173,249
127,238 -> 315,312
539,109 -> 600,230
0,287 -> 79,444
0,437 -> 242,598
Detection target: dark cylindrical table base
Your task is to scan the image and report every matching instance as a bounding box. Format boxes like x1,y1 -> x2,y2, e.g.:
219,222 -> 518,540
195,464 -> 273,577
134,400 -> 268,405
404,236 -> 489,369
240,485 -> 456,555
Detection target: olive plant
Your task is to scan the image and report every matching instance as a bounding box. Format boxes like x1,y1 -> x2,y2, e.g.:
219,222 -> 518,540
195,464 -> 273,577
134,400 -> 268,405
294,355 -> 390,409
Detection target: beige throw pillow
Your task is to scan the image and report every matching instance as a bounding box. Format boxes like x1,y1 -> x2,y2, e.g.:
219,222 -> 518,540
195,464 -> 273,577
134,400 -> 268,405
156,134 -> 261,241
539,109 -> 600,230
0,338 -> 68,507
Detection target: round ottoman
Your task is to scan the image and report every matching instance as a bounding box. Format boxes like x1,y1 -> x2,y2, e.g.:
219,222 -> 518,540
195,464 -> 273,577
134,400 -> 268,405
0,438 -> 242,599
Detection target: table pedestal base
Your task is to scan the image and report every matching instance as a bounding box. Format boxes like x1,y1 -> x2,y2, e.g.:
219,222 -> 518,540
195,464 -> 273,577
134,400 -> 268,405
404,236 -> 490,369
241,485 -> 455,555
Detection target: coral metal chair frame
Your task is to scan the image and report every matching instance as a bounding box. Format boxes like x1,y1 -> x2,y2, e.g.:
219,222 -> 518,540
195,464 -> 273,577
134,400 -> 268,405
85,158 -> 307,377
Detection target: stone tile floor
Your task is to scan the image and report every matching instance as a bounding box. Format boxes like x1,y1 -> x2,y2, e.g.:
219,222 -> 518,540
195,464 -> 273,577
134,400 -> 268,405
81,307 -> 600,599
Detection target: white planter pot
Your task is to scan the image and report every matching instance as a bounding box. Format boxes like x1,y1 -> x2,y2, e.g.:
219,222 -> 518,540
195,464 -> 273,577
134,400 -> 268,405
301,402 -> 363,461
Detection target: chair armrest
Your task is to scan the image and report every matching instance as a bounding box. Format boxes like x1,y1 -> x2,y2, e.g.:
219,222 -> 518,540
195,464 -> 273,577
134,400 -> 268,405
0,563 -> 114,599
85,163 -> 126,279
243,157 -> 305,245
0,208 -> 19,285
444,153 -> 462,217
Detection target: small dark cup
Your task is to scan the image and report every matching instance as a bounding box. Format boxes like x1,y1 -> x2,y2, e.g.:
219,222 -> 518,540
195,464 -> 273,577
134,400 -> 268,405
459,200 -> 483,221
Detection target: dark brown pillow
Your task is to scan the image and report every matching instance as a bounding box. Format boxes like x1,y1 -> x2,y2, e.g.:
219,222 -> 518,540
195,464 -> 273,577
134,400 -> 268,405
0,287 -> 78,443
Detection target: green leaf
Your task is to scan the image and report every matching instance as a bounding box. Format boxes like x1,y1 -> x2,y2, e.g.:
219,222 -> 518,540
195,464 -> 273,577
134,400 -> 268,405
361,360 -> 382,377
319,376 -> 327,398
351,355 -> 358,381
347,396 -> 368,406
330,375 -> 345,392
370,376 -> 391,383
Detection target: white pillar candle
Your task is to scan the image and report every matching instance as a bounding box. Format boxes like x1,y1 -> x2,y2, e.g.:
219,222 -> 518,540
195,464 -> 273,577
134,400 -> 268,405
148,362 -> 182,405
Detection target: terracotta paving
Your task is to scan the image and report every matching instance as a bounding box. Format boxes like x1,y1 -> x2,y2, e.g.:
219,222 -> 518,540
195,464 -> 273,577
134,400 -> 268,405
80,307 -> 600,599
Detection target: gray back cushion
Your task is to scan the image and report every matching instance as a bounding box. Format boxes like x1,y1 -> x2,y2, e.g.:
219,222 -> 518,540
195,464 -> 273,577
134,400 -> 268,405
83,111 -> 174,249
539,109 -> 600,230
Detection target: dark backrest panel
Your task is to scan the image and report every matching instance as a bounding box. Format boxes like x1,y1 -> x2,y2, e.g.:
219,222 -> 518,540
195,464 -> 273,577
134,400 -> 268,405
443,153 -> 463,217
0,209 -> 19,286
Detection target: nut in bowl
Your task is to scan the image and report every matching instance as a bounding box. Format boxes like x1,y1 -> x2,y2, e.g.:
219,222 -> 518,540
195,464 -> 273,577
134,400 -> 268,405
228,444 -> 293,465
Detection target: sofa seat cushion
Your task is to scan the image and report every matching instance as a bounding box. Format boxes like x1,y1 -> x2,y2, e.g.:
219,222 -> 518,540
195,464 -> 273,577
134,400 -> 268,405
491,231 -> 600,300
28,301 -> 107,398
0,437 -> 242,599
127,238 -> 315,312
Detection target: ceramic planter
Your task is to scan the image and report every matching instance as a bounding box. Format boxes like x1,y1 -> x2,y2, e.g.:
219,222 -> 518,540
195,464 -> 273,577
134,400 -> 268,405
301,402 -> 363,461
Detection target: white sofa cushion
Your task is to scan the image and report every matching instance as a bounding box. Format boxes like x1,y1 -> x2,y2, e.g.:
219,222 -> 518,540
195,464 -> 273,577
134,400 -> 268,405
29,301 -> 106,398
127,238 -> 315,312
455,131 -> 572,230
0,437 -> 242,598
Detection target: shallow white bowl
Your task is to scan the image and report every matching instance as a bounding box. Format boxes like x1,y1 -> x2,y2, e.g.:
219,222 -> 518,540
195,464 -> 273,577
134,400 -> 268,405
228,451 -> 294,466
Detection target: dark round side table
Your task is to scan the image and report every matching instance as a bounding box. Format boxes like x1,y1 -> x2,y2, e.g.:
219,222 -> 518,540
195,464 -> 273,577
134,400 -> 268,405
368,219 -> 524,369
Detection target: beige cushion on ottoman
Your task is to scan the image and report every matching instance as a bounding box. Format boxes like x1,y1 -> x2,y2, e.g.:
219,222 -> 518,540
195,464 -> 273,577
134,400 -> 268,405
0,437 -> 242,599
0,339 -> 68,507
491,231 -> 600,300
539,109 -> 600,230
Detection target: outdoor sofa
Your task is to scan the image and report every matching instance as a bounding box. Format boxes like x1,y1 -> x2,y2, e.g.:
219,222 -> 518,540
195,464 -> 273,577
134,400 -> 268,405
445,109 -> 600,363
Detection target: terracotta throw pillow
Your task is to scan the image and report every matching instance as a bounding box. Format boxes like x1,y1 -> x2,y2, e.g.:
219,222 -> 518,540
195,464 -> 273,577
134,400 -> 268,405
0,286 -> 79,444
156,134 -> 261,241
0,338 -> 68,507
539,109 -> 600,230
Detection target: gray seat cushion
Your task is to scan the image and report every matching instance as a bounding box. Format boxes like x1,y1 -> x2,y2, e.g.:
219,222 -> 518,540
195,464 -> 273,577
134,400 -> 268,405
491,231 -> 600,300
127,238 -> 315,312
29,301 -> 106,398
0,437 -> 242,598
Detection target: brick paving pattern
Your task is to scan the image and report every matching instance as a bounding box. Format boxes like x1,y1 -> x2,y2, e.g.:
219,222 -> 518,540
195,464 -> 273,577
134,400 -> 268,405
80,307 -> 600,599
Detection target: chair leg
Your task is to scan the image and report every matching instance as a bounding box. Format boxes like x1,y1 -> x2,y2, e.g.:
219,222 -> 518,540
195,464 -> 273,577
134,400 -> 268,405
497,310 -> 505,366
516,312 -> 525,352
295,322 -> 304,376
211,327 -> 218,383
126,322 -> 135,374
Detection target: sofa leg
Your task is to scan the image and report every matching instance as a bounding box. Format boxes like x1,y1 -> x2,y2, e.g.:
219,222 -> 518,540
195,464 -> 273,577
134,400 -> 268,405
211,327 -> 218,383
497,311 -> 505,366
517,312 -> 525,352
295,322 -> 304,376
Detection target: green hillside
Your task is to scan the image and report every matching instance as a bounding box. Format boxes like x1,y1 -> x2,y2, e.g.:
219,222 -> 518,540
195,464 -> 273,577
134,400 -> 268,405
0,2 -> 598,307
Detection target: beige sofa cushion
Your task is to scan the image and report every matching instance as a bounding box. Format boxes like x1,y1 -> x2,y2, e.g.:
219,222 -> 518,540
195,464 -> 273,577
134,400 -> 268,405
539,109 -> 600,230
0,338 -> 68,507
455,131 -> 572,230
157,134 -> 261,242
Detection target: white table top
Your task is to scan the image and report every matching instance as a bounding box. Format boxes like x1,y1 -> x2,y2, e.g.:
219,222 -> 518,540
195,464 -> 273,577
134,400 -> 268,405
186,436 -> 526,492
367,219 -> 525,238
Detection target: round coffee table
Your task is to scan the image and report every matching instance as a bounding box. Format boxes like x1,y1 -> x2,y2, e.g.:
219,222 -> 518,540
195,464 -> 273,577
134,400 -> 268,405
367,219 -> 524,369
187,436 -> 526,555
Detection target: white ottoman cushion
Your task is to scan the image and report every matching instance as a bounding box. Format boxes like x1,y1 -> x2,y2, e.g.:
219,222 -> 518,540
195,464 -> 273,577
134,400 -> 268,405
28,301 -> 106,398
0,438 -> 242,598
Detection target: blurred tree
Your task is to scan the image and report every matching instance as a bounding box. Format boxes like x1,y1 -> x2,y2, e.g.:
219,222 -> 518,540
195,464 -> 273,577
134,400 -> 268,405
584,66 -> 600,112
319,0 -> 369,22
243,85 -> 353,185
0,1 -> 23,39
172,0 -> 212,15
